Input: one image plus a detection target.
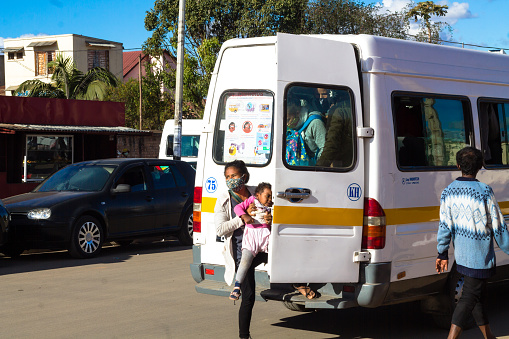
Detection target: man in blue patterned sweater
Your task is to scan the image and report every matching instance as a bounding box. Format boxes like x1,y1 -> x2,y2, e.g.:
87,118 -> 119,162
436,147 -> 509,339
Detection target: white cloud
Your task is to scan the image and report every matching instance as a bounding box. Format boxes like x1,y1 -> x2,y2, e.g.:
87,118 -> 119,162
377,0 -> 412,13
444,2 -> 476,25
0,37 -> 4,48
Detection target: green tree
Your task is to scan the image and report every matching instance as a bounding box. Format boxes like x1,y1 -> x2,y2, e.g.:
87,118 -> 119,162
105,58 -> 201,130
306,0 -> 408,38
15,54 -> 119,100
407,1 -> 450,43
143,0 -> 307,114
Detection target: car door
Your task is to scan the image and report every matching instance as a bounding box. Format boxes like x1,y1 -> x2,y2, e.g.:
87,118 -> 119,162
269,34 -> 365,284
147,162 -> 189,231
106,163 -> 155,236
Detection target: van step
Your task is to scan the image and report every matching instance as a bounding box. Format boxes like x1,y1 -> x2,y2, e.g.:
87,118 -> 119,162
260,288 -> 359,310
195,279 -> 268,301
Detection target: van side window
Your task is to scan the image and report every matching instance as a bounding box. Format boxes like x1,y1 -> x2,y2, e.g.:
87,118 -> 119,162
393,94 -> 472,169
213,91 -> 274,165
285,85 -> 355,170
479,100 -> 509,166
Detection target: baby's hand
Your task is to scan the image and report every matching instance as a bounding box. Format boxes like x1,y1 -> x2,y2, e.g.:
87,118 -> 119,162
241,214 -> 255,225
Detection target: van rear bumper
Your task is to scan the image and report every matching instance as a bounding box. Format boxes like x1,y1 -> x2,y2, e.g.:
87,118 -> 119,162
191,244 -> 392,309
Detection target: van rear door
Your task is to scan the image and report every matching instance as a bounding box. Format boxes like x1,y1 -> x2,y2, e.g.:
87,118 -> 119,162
269,33 -> 365,283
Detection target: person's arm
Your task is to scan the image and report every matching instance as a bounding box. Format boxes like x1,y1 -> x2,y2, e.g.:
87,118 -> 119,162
488,187 -> 509,255
309,119 -> 326,158
234,196 -> 256,225
215,197 -> 244,237
436,191 -> 452,273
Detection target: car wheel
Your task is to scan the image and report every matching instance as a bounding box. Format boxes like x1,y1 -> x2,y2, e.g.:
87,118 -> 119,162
177,209 -> 193,246
69,216 -> 103,259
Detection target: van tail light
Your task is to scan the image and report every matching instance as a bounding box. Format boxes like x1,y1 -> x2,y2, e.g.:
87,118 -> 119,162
362,198 -> 386,249
193,186 -> 202,233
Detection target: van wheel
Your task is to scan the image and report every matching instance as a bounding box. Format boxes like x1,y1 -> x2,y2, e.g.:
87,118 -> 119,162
431,268 -> 475,329
177,209 -> 193,246
69,216 -> 103,258
282,301 -> 313,312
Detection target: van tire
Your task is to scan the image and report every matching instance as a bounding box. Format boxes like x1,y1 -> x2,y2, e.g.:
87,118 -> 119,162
177,209 -> 193,246
282,301 -> 313,312
431,267 -> 475,330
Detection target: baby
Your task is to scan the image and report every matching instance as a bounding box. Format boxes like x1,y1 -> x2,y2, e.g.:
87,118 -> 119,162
229,182 -> 272,300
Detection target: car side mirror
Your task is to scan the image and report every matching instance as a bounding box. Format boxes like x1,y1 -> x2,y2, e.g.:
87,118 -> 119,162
111,184 -> 131,194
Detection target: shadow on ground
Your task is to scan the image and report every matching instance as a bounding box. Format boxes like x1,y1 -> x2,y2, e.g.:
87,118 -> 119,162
0,238 -> 190,276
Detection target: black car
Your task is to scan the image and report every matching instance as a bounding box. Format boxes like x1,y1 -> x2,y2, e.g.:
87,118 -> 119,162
3,158 -> 195,258
0,199 -> 10,248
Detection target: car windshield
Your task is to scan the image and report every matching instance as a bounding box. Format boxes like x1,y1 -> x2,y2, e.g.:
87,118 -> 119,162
34,164 -> 117,192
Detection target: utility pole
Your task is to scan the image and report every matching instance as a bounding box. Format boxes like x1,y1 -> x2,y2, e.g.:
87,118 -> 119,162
173,0 -> 185,160
139,54 -> 142,130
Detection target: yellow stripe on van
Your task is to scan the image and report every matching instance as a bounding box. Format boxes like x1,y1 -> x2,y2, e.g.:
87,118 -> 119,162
202,197 -> 217,213
498,201 -> 509,215
201,197 -> 509,225
274,206 -> 363,226
385,206 -> 440,225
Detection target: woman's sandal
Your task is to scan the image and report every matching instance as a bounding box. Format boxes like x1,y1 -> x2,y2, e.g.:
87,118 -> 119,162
229,286 -> 241,301
293,284 -> 317,300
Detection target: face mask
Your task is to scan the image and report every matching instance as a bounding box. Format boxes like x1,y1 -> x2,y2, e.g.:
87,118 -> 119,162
226,175 -> 245,192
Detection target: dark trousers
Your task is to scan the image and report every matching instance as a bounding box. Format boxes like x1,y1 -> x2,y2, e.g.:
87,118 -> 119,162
238,252 -> 267,339
452,275 -> 489,328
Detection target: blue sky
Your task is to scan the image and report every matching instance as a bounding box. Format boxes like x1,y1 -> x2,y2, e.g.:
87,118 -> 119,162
1,0 -> 508,52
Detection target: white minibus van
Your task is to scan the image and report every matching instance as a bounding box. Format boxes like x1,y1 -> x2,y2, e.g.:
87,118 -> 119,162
190,33 -> 509,326
159,119 -> 203,168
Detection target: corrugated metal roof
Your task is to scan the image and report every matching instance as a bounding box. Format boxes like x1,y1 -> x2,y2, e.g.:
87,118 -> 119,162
0,123 -> 151,135
4,47 -> 24,52
27,41 -> 57,47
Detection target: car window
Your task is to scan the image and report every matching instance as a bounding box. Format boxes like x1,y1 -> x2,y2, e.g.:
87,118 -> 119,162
170,165 -> 187,187
35,164 -> 116,192
114,166 -> 147,192
150,165 -> 177,189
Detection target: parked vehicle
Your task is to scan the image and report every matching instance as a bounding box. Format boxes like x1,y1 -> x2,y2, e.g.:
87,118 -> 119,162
0,199 -> 10,248
159,119 -> 203,168
3,158 -> 195,258
190,33 -> 509,327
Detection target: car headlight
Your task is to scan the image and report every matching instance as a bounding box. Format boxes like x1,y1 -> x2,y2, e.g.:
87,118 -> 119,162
27,208 -> 51,220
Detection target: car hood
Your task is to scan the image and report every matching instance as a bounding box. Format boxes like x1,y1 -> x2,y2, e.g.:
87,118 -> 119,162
4,191 -> 95,212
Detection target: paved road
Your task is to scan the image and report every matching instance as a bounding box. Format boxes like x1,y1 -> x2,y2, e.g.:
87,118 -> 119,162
1,241 -> 509,339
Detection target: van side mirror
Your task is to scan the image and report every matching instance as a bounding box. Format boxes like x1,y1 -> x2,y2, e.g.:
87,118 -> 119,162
111,184 -> 131,194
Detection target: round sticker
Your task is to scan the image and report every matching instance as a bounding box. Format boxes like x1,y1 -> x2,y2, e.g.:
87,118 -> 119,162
206,177 -> 218,193
347,183 -> 362,201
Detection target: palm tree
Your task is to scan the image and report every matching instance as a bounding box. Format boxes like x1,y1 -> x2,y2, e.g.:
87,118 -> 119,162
15,54 -> 119,100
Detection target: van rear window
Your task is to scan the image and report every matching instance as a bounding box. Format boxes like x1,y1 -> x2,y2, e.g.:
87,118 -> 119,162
393,94 -> 472,169
284,85 -> 355,170
213,91 -> 274,165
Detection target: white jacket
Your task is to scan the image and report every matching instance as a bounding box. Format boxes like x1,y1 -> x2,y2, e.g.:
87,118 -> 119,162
214,186 -> 254,286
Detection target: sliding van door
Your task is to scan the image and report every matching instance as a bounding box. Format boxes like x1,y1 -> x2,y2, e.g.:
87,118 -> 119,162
269,34 -> 365,283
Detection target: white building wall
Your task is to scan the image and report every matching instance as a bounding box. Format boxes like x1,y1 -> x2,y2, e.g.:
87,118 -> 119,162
3,34 -> 123,96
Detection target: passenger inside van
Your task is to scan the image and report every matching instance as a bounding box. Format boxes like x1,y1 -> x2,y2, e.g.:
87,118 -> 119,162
316,90 -> 354,168
286,88 -> 326,166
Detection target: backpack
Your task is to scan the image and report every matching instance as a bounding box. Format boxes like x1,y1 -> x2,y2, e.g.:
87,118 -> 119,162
286,114 -> 323,166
